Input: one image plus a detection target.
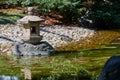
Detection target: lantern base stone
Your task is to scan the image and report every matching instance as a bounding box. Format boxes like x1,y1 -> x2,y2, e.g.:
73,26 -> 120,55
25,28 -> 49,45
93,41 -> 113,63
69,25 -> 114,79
12,41 -> 55,56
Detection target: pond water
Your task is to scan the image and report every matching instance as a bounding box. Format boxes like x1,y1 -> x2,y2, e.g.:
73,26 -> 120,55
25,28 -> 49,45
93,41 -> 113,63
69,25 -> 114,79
0,30 -> 120,80
0,75 -> 18,80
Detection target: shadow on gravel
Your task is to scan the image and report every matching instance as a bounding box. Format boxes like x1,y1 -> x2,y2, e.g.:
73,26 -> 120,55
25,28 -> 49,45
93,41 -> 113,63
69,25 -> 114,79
40,28 -> 73,41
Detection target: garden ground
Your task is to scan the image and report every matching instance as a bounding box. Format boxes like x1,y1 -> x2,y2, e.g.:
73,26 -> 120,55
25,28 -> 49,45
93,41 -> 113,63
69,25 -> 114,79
0,8 -> 120,80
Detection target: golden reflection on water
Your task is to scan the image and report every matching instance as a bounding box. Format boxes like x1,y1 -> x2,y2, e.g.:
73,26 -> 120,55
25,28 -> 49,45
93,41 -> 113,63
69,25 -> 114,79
56,30 -> 120,51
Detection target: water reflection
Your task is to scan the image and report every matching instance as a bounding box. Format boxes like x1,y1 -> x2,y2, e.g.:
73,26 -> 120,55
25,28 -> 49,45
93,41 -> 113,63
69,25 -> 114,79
21,67 -> 31,80
0,75 -> 18,80
14,56 -> 46,65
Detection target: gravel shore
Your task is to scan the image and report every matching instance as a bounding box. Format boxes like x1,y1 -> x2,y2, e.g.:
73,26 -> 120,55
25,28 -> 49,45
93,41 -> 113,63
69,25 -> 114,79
0,24 -> 95,48
40,25 -> 95,48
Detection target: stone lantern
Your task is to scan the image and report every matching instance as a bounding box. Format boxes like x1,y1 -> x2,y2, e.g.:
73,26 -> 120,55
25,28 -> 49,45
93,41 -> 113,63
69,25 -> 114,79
14,7 -> 55,56
17,7 -> 45,43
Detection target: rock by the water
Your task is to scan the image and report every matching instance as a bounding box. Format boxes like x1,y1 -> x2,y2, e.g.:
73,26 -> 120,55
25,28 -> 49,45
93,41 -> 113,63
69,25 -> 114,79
98,56 -> 120,80
13,41 -> 55,56
78,10 -> 94,28
78,16 -> 94,28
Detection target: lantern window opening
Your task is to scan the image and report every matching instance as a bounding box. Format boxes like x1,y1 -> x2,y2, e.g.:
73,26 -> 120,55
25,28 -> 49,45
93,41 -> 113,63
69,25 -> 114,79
31,26 -> 36,34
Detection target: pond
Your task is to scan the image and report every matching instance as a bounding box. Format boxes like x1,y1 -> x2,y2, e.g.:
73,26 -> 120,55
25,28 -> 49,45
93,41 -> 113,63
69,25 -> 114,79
0,30 -> 120,80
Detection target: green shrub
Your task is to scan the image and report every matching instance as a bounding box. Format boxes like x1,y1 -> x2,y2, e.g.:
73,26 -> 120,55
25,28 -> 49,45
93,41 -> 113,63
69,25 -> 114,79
0,0 -> 6,5
1,0 -> 36,7
0,0 -> 20,8
1,0 -> 87,23
21,0 -> 35,7
37,0 -> 86,23
5,0 -> 18,5
0,12 -> 23,24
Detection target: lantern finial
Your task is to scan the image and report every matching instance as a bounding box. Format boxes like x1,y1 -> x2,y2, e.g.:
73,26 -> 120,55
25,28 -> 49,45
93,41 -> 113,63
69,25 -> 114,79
27,7 -> 35,15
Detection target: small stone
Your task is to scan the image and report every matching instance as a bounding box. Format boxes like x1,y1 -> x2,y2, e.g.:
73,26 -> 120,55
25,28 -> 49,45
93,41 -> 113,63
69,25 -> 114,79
2,49 -> 9,53
6,50 -> 12,56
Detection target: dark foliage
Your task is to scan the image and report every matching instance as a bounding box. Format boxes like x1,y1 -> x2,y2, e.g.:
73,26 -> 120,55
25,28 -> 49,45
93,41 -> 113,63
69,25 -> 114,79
89,0 -> 120,28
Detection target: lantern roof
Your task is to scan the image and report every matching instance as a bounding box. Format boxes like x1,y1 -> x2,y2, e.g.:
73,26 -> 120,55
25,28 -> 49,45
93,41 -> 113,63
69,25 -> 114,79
17,15 -> 45,24
17,7 -> 45,24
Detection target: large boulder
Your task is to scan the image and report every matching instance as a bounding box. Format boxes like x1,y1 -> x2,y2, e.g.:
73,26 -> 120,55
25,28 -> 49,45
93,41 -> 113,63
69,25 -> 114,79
98,56 -> 120,80
12,41 -> 55,56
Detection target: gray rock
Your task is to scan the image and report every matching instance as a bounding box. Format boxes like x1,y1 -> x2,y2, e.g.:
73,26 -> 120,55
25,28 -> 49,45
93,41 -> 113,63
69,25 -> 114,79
78,10 -> 95,28
78,16 -> 94,28
98,56 -> 120,80
61,35 -> 73,42
13,41 -> 55,56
